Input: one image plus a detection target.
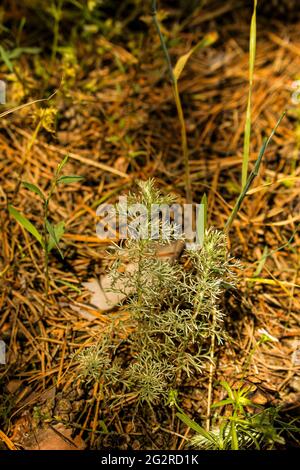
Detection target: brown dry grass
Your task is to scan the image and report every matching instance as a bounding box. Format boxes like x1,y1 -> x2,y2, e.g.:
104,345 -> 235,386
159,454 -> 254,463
0,0 -> 299,449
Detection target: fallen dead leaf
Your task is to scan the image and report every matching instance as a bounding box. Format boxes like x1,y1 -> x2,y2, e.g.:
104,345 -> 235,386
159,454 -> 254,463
22,423 -> 86,450
75,241 -> 185,316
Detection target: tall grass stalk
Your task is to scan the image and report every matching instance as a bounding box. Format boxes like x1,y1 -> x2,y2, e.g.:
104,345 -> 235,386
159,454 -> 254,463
151,1 -> 217,202
242,0 -> 257,189
151,0 -> 192,202
51,0 -> 64,64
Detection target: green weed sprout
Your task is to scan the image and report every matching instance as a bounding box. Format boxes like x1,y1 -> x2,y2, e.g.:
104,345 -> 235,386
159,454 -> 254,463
174,381 -> 290,450
8,155 -> 83,297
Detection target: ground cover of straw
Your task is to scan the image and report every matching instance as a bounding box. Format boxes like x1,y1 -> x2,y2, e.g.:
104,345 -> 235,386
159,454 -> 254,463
0,1 -> 299,450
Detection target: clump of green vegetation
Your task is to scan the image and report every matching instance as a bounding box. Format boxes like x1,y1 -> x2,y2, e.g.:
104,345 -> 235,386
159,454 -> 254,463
109,180 -> 238,406
77,337 -> 121,388
174,380 -> 300,450
9,154 -> 83,297
77,179 -> 238,410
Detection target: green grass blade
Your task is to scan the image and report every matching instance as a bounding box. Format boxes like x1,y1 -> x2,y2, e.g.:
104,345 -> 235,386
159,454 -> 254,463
197,193 -> 207,247
230,421 -> 239,450
254,246 -> 269,276
22,182 -> 45,200
55,279 -> 81,293
176,412 -> 214,442
56,155 -> 69,175
201,193 -> 207,230
8,205 -> 43,246
225,112 -> 285,232
9,47 -> 41,59
220,380 -> 234,399
211,398 -> 233,408
242,0 -> 257,189
0,45 -> 14,73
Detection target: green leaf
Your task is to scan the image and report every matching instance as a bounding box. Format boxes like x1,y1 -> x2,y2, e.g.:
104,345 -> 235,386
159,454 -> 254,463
0,45 -> 14,73
46,219 -> 64,258
8,205 -> 44,246
242,0 -> 257,188
9,47 -> 41,59
56,155 -> 69,175
230,421 -> 239,450
176,412 -> 206,435
22,182 -> 45,200
220,380 -> 234,400
225,113 -> 285,233
99,420 -> 108,434
47,220 -> 65,253
239,396 -> 254,407
56,175 -> 84,184
173,32 -> 218,81
211,398 -> 233,408
201,193 -> 207,229
177,412 -> 218,445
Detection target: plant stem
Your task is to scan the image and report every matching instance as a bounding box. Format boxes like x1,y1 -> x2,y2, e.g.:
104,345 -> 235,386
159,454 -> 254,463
151,0 -> 175,85
151,0 -> 192,203
173,81 -> 192,203
51,0 -> 63,64
43,199 -> 50,300
42,180 -> 56,302
206,306 -> 217,431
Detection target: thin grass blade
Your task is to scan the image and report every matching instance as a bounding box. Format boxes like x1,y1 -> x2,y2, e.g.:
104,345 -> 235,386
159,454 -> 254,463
242,0 -> 257,189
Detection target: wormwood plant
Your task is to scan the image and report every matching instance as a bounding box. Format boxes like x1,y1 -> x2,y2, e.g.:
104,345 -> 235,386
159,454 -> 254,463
77,335 -> 122,388
103,180 -> 238,407
76,0 -> 285,435
78,119 -> 283,422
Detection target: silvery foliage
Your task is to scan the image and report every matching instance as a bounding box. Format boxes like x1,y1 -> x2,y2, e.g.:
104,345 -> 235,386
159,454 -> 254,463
107,180 -> 239,404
